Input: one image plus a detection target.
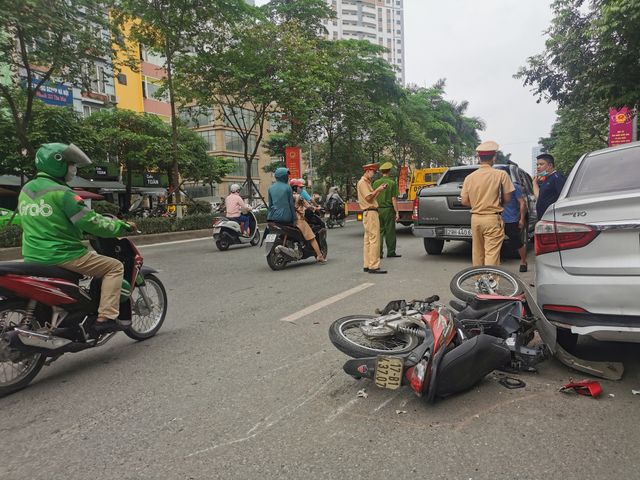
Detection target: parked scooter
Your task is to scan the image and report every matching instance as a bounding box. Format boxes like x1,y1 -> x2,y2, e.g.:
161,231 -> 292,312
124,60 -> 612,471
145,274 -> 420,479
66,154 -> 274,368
0,235 -> 168,396
263,210 -> 328,270
212,210 -> 261,251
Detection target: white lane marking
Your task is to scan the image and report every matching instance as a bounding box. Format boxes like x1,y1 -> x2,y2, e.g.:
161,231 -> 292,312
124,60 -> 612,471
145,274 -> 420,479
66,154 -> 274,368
280,282 -> 375,323
372,392 -> 401,413
137,237 -> 210,248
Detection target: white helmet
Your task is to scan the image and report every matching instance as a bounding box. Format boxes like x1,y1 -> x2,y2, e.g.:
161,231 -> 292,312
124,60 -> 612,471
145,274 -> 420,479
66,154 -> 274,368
230,184 -> 241,193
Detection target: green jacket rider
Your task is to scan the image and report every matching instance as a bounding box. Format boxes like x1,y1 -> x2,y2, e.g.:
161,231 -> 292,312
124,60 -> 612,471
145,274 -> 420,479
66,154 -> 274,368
18,143 -> 135,331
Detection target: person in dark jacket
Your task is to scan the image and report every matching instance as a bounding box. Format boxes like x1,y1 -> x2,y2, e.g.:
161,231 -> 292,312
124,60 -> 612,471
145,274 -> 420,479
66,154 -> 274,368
533,153 -> 566,218
267,167 -> 295,224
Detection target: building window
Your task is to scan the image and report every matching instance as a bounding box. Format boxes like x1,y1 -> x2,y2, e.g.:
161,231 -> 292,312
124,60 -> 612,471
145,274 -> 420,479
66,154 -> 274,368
140,45 -> 166,66
142,76 -> 167,101
226,157 -> 258,177
197,130 -> 216,151
180,108 -> 213,128
82,104 -> 103,118
223,106 -> 256,129
224,131 -> 256,153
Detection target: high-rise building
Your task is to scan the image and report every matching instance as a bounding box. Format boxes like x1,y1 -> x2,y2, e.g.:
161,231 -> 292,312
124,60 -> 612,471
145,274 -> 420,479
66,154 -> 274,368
324,0 -> 405,84
531,146 -> 543,174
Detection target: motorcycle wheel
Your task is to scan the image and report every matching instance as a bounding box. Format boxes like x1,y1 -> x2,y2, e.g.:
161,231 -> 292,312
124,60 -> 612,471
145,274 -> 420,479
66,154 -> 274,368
266,249 -> 288,271
450,266 -> 522,303
250,229 -> 260,246
125,274 -> 168,341
215,237 -> 230,251
329,315 -> 421,358
0,300 -> 46,397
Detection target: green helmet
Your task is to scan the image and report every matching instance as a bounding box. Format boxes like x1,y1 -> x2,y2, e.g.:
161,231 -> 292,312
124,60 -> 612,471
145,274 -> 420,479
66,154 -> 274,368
35,143 -> 92,178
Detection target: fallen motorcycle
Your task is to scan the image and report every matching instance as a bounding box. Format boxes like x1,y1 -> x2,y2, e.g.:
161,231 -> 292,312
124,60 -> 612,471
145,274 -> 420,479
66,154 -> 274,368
0,235 -> 167,396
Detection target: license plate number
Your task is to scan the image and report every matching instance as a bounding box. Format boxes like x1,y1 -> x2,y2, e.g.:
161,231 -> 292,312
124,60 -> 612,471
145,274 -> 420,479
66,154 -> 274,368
445,228 -> 471,237
375,357 -> 403,390
213,227 -> 221,234
265,234 -> 276,242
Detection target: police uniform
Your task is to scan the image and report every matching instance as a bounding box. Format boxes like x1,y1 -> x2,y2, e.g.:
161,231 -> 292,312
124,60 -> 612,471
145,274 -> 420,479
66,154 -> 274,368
372,162 -> 399,257
357,163 -> 383,272
461,141 -> 515,266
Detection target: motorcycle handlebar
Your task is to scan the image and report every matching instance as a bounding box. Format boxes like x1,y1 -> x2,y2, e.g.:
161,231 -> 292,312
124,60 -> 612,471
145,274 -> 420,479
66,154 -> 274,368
424,295 -> 440,304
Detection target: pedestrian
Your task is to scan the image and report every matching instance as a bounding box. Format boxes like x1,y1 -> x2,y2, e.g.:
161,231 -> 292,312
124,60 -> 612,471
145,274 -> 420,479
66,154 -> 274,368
357,162 -> 388,274
372,162 -> 401,258
460,141 -> 515,266
500,176 -> 528,272
267,167 -> 295,224
533,153 -> 565,219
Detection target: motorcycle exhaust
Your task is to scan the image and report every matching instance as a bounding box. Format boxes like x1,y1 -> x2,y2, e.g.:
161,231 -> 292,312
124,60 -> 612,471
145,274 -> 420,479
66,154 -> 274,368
10,328 -> 72,350
275,245 -> 300,259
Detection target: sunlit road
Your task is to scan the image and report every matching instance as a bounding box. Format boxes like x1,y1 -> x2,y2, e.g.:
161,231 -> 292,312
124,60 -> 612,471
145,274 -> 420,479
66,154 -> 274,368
1,222 -> 639,479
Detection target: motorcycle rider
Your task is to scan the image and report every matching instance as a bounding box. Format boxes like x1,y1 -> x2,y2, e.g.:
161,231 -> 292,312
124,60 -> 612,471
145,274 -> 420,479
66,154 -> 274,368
290,179 -> 326,264
224,184 -> 251,236
267,167 -> 295,224
18,143 -> 136,332
325,186 -> 345,221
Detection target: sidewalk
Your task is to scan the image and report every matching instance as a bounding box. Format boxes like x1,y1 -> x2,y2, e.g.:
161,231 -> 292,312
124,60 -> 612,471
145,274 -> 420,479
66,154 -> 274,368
0,228 -> 213,261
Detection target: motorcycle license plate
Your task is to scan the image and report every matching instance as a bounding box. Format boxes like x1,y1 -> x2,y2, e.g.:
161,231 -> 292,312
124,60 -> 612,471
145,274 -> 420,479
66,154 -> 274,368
375,357 -> 404,390
213,227 -> 221,234
445,227 -> 471,237
265,234 -> 277,242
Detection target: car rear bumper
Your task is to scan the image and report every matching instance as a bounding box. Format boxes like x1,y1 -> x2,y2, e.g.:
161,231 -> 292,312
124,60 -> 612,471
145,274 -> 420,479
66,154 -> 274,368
536,255 -> 640,342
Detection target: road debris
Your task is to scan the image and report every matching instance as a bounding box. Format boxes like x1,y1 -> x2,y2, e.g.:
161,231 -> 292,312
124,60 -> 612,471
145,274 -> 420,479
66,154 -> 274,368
395,410 -> 407,415
356,389 -> 368,398
632,390 -> 640,395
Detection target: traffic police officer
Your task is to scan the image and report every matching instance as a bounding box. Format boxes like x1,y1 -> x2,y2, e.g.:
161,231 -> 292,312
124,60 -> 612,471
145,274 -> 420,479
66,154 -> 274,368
460,141 -> 515,266
357,162 -> 388,274
372,162 -> 401,258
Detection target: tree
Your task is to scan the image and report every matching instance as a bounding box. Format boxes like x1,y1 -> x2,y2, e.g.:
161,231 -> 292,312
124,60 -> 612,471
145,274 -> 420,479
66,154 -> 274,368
115,0 -> 251,216
0,98 -> 99,177
516,0 -> 640,109
0,0 -> 120,179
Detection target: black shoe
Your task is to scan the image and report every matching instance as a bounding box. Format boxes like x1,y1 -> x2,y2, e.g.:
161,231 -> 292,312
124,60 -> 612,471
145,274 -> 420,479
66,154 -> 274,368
363,268 -> 369,272
94,319 -> 132,333
387,253 -> 402,258
519,264 -> 528,273
368,268 -> 387,274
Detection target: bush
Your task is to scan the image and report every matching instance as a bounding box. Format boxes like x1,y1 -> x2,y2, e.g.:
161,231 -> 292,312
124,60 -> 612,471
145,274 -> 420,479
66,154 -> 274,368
0,225 -> 22,248
128,214 -> 216,235
93,200 -> 121,216
187,200 -> 212,216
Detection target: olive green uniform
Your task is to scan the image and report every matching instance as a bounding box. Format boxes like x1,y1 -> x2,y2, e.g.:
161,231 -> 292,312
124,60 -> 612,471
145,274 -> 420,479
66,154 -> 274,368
372,176 -> 398,256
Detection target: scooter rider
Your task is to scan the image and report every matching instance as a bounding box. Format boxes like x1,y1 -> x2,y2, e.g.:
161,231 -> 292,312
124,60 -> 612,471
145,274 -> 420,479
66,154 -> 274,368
267,167 -> 295,225
18,143 -> 136,332
224,184 -> 251,236
290,179 -> 326,264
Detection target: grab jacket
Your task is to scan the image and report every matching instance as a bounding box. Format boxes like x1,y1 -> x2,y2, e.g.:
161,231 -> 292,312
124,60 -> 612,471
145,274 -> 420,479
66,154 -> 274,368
18,172 -> 130,265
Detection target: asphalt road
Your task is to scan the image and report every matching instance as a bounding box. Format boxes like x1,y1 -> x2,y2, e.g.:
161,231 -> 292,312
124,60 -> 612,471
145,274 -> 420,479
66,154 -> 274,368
1,222 -> 639,480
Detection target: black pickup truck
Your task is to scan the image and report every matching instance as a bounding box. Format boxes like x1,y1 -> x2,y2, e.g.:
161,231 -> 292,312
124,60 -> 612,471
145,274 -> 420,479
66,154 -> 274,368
411,164 -> 538,255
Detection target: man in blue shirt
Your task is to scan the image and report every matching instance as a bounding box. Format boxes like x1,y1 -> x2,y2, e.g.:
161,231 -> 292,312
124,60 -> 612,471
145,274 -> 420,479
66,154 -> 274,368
534,153 -> 566,218
267,167 -> 295,224
501,181 -> 528,272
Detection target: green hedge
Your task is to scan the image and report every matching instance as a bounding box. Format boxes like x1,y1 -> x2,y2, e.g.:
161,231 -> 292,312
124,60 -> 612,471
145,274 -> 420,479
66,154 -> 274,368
0,214 -> 218,249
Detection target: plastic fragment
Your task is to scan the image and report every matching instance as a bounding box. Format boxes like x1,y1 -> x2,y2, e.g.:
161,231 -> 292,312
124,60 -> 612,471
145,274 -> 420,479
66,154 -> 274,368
356,389 -> 368,398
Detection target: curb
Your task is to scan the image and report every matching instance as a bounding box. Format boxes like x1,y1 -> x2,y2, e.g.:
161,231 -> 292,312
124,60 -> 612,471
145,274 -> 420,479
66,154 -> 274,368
0,228 -> 214,262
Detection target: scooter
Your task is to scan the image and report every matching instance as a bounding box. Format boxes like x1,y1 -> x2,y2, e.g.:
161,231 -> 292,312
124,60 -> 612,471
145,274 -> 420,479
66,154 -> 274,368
212,210 -> 261,251
263,211 -> 327,271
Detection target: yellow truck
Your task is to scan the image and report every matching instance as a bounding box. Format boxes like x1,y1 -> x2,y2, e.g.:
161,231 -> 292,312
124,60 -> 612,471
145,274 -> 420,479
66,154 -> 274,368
348,166 -> 448,226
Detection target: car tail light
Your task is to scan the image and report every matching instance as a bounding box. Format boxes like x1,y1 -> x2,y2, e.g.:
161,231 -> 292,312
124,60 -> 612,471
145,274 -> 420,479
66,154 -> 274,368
534,220 -> 599,255
543,304 -> 589,313
411,197 -> 419,221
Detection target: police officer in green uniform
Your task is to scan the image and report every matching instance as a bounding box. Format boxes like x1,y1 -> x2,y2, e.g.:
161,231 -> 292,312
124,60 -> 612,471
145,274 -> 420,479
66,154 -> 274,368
372,162 -> 401,258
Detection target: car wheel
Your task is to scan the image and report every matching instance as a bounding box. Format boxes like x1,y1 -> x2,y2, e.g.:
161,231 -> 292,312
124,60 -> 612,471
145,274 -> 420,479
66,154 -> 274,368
424,238 -> 444,255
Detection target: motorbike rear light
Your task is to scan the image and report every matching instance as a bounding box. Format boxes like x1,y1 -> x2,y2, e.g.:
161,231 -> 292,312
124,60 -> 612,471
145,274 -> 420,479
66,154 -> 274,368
411,197 -> 419,221
213,218 -> 222,226
543,304 -> 589,314
408,359 -> 428,396
534,220 -> 599,255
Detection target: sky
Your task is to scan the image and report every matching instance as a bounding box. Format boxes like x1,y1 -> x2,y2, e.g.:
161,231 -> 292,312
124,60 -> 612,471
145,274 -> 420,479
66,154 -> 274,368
255,0 -> 558,174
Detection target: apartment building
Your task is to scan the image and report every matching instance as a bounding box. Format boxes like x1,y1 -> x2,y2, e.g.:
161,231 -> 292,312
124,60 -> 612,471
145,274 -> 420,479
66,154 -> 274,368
324,0 -> 405,84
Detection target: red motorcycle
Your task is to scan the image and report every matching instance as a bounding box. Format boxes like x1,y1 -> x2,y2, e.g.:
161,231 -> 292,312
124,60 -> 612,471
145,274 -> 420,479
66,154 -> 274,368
0,237 -> 168,396
329,268 -> 557,402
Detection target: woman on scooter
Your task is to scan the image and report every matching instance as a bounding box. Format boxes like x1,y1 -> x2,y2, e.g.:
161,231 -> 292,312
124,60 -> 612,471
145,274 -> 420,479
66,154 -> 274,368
225,184 -> 251,236
290,179 -> 326,264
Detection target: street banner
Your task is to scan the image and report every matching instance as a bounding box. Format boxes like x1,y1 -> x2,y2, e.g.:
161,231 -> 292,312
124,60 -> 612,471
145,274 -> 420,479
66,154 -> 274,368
608,107 -> 635,147
28,80 -> 73,107
285,147 -> 302,179
398,165 -> 409,195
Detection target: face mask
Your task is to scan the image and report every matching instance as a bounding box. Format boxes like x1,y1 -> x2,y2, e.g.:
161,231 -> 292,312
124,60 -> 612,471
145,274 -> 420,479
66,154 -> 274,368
65,164 -> 77,182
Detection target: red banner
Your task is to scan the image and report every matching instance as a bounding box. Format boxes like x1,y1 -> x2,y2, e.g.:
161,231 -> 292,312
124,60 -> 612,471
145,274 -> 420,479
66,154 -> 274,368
609,107 -> 634,147
285,146 -> 302,179
398,165 -> 409,195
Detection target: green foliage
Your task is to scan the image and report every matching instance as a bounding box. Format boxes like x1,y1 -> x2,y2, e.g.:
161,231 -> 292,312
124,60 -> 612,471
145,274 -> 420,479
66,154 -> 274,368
132,214 -> 216,235
92,201 -> 121,216
186,200 -> 212,216
0,0 -> 121,165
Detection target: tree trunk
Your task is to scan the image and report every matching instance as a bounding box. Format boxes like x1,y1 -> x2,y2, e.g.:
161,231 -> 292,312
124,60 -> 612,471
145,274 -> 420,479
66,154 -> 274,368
165,49 -> 182,218
125,159 -> 132,212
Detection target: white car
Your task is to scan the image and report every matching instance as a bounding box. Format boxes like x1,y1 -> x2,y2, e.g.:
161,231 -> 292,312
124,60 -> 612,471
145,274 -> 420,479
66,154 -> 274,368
535,141 -> 640,349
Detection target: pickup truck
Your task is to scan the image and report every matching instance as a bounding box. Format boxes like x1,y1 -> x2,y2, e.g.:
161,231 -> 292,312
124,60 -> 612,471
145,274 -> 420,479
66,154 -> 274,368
412,163 -> 538,255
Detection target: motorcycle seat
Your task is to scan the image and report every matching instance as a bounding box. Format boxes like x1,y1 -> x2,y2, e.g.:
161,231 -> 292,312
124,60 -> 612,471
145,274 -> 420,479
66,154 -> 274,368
456,299 -> 516,320
0,262 -> 83,283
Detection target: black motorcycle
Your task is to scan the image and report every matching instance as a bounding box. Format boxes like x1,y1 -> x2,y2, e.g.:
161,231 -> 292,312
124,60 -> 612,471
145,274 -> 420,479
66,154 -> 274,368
263,211 -> 328,271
